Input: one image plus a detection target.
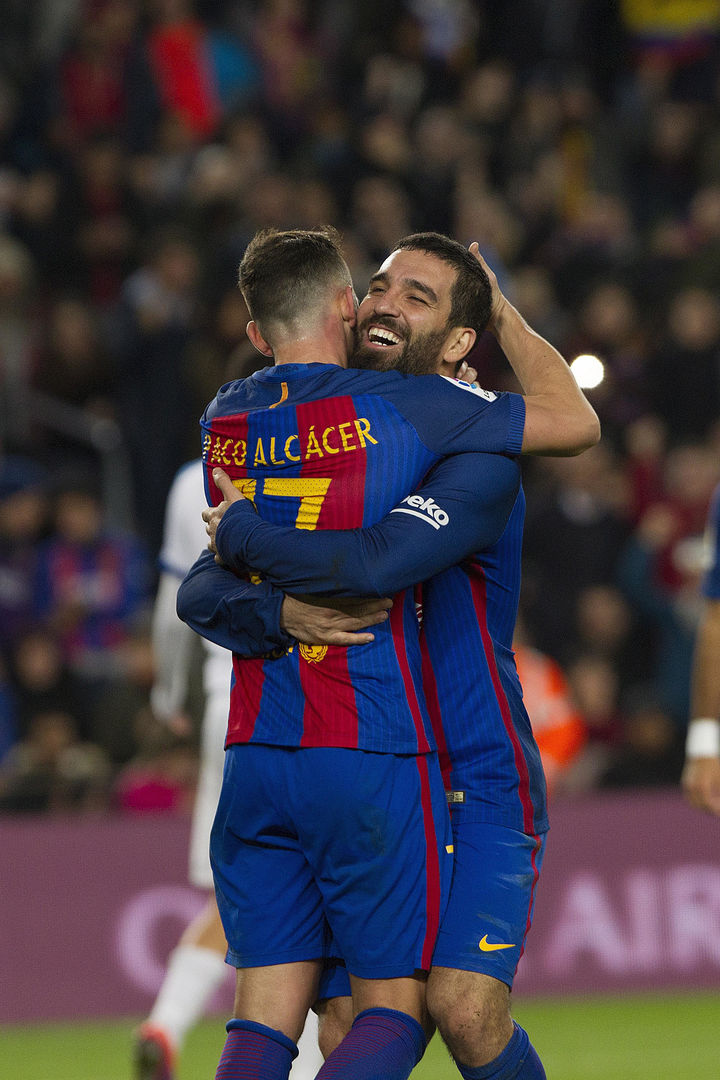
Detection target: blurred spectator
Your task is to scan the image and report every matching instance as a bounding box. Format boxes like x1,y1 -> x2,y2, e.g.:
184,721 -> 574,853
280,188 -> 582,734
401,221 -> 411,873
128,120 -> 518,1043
62,133 -> 137,306
88,626 -> 159,766
9,628 -> 92,741
601,694 -> 685,789
0,234 -> 38,445
522,444 -> 631,664
33,296 -> 114,414
563,653 -> 625,793
0,654 -> 17,763
54,0 -> 145,150
649,286 -> 720,441
34,475 -> 152,681
623,414 -> 668,525
0,708 -> 111,813
513,624 -> 587,797
616,443 -> 717,722
114,727 -> 197,815
7,168 -> 70,293
0,457 -> 48,656
250,0 -> 327,149
145,0 -> 260,143
572,583 -> 646,693
566,281 -> 649,437
110,228 -> 199,554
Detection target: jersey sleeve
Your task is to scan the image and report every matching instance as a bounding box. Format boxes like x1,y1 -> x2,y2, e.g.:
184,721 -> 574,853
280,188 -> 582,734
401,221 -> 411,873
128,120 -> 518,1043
393,376 -> 526,456
702,484 -> 720,599
176,550 -> 294,656
214,452 -> 521,597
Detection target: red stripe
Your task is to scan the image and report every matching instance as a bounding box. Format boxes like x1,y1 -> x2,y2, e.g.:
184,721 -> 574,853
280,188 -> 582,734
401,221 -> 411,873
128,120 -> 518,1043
416,755 -> 442,970
226,655 -> 265,745
390,602 -> 431,753
298,649 -> 359,747
517,834 -> 543,965
420,634 -> 451,785
297,395 -> 368,529
295,397 -> 366,745
205,412 -> 250,503
470,568 -> 535,833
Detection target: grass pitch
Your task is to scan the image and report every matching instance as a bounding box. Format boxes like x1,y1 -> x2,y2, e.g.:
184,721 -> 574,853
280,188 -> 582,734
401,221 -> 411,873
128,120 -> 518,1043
3,992 -> 718,1079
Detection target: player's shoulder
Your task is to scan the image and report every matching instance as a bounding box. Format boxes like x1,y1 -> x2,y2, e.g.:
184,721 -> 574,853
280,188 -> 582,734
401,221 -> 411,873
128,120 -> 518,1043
436,375 -> 500,402
204,370 -> 271,420
375,373 -> 511,426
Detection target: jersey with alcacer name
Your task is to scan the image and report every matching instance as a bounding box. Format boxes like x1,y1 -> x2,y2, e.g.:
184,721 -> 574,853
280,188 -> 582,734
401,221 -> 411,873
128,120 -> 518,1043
201,362 -> 524,754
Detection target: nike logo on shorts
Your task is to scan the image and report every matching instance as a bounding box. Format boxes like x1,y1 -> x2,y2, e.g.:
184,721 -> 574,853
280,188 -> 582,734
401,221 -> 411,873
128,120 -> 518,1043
478,934 -> 515,952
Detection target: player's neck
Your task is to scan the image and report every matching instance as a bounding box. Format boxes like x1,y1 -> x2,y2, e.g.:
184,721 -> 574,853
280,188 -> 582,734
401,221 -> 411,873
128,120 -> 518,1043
271,319 -> 349,369
273,346 -> 345,368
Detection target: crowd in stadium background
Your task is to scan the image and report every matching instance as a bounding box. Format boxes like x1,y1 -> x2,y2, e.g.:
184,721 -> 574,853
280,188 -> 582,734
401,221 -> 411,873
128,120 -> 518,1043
1,0 -> 720,813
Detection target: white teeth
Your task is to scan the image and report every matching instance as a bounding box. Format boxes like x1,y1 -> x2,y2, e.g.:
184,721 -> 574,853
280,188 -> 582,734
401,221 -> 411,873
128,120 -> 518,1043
368,327 -> 401,345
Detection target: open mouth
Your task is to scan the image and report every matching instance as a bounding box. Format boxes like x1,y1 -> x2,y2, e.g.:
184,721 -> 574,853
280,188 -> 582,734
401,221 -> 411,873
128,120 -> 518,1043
366,325 -> 403,347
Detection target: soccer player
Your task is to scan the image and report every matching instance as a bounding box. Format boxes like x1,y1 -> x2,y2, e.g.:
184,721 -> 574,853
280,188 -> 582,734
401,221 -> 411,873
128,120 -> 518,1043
134,459 -> 329,1080
185,233 -> 599,1080
187,226 -> 543,1080
683,481 -> 720,815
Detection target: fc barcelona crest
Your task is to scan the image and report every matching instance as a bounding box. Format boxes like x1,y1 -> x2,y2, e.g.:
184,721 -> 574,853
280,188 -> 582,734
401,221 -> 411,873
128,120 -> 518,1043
299,644 -> 328,664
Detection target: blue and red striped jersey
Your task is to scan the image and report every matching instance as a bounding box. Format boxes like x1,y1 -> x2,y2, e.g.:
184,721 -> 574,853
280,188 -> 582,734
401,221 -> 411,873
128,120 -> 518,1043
200,363 -> 524,754
179,449 -> 546,833
420,491 -> 548,835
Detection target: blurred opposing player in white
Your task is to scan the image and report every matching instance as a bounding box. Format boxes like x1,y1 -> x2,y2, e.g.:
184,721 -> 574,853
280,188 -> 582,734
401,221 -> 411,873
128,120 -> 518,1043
134,459 -> 324,1080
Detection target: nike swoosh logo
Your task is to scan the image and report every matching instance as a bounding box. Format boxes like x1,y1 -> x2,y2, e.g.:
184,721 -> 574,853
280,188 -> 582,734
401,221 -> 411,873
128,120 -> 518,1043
478,934 -> 515,952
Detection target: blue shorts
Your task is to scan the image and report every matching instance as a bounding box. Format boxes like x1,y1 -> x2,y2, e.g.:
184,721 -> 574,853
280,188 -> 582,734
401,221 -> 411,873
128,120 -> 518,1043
319,818 -> 545,997
432,819 -> 545,986
211,744 -> 452,979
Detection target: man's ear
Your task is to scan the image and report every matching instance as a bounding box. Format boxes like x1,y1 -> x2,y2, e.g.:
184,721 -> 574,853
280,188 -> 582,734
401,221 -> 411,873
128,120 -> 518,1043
246,320 -> 273,356
442,326 -> 476,366
340,285 -> 358,328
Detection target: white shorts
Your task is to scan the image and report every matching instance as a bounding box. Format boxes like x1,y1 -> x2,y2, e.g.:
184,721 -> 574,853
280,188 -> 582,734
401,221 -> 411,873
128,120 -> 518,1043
188,690 -> 229,889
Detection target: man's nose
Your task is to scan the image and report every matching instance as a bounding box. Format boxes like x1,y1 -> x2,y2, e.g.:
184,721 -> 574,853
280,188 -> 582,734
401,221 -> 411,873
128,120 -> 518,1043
373,290 -> 400,316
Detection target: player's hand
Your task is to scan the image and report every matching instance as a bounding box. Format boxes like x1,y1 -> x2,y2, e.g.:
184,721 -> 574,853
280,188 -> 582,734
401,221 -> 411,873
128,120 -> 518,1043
682,756 -> 720,815
455,359 -> 479,386
281,593 -> 392,647
468,242 -> 506,327
202,468 -> 250,560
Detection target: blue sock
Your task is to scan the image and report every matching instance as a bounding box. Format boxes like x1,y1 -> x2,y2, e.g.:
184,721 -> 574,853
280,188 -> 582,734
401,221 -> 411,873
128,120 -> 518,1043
215,1018 -> 298,1080
454,1023 -> 546,1079
315,1006 -> 427,1080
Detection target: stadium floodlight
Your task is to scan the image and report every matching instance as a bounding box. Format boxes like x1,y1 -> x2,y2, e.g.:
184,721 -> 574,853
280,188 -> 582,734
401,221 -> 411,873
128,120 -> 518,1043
570,353 -> 605,390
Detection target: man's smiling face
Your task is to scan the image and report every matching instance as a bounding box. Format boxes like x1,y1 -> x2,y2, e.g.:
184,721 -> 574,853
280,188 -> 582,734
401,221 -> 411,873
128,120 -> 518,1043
352,248 -> 460,375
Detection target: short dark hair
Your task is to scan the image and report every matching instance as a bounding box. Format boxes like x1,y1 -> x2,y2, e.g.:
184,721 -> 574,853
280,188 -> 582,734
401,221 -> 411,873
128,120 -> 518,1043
393,232 -> 492,334
238,227 -> 351,335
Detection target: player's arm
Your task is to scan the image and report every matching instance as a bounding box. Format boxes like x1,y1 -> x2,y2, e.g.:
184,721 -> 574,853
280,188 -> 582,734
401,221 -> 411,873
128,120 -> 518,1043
209,451 -> 521,597
683,485 -> 720,814
176,552 -> 295,654
471,245 -> 600,456
683,596 -> 720,814
176,551 -> 391,650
